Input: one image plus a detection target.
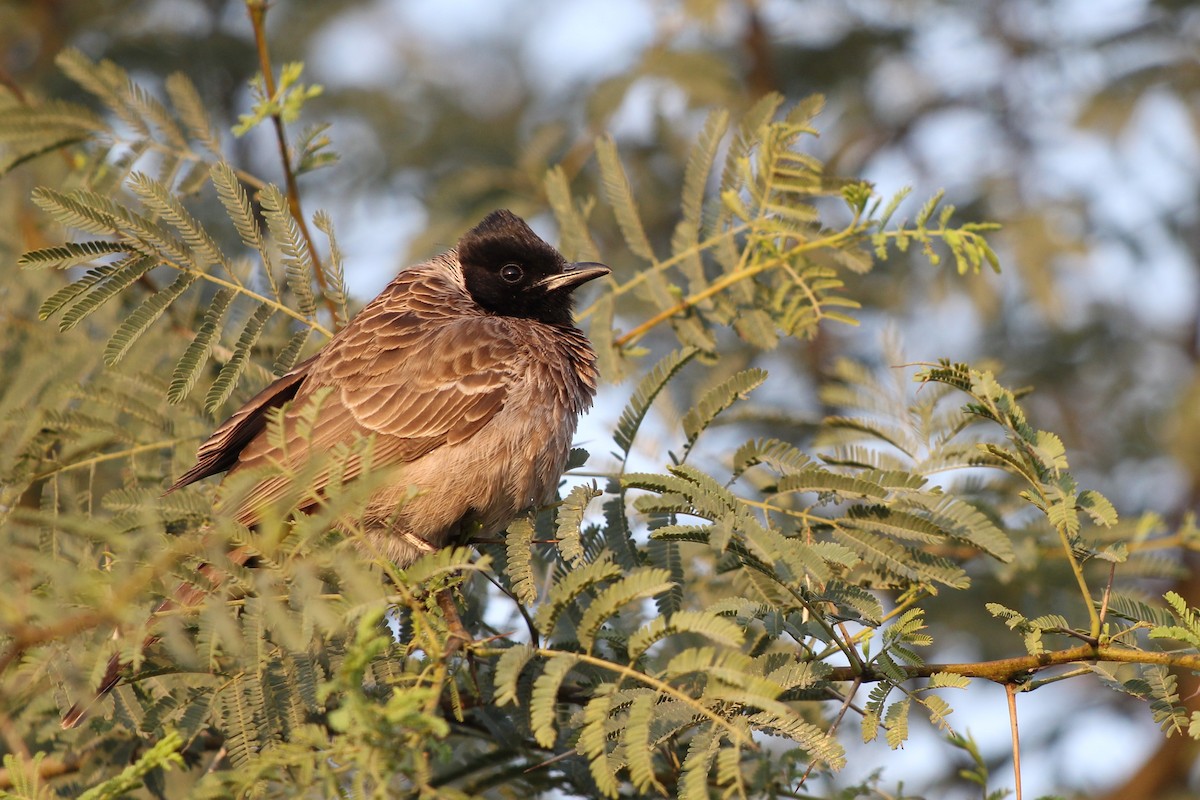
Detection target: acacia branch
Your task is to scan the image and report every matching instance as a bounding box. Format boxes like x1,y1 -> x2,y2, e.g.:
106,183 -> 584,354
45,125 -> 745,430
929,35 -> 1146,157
245,0 -> 339,327
611,220 -> 864,348
825,643 -> 1200,684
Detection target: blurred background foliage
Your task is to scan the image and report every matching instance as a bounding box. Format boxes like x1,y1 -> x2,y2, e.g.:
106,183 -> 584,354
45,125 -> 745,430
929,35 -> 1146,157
2,0 -> 1199,797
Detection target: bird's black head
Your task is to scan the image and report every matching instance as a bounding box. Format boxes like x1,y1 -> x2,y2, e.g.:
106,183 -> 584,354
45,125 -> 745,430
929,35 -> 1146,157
458,210 -> 609,326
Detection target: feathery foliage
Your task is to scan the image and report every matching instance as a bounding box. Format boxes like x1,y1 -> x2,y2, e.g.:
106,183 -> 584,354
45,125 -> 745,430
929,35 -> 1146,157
1,21 -> 1196,800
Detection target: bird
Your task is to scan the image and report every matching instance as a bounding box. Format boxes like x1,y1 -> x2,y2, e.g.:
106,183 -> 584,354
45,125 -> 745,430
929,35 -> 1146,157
169,208 -> 609,565
60,210 -> 608,728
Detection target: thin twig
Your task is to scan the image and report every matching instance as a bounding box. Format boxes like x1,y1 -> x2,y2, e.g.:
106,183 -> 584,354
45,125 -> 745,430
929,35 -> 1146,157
245,0 -> 340,327
611,224 -> 861,348
836,621 -> 866,674
1098,561 -> 1117,625
1054,519 -> 1102,641
1006,683 -> 1023,800
0,63 -> 75,169
798,678 -> 861,788
514,648 -> 756,747
178,260 -> 332,336
479,568 -> 539,645
0,62 -> 27,103
576,223 -> 752,321
33,438 -> 190,481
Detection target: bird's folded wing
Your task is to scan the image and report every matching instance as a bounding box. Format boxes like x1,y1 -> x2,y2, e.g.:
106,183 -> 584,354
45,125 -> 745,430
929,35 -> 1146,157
223,313 -> 521,521
167,356 -> 317,491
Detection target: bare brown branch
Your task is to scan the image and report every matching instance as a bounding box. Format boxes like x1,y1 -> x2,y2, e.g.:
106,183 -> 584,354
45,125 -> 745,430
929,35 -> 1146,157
827,644 -> 1200,684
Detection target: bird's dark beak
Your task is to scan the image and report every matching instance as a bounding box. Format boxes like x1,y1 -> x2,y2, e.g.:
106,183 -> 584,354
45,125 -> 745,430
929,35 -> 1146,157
537,261 -> 611,293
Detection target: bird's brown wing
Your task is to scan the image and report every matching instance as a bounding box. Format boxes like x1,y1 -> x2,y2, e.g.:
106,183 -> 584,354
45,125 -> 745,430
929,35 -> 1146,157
166,354 -> 319,492
218,311 -> 523,523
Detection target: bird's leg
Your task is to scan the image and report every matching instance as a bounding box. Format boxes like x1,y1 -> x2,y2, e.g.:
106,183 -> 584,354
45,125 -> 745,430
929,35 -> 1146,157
436,587 -> 471,657
433,585 -> 486,706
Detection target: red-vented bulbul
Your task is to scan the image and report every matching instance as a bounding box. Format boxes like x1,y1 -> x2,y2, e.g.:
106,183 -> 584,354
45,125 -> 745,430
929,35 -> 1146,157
171,208 -> 609,562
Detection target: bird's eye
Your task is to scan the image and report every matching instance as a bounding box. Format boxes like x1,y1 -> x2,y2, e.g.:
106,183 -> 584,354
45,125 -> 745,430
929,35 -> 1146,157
500,263 -> 523,283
